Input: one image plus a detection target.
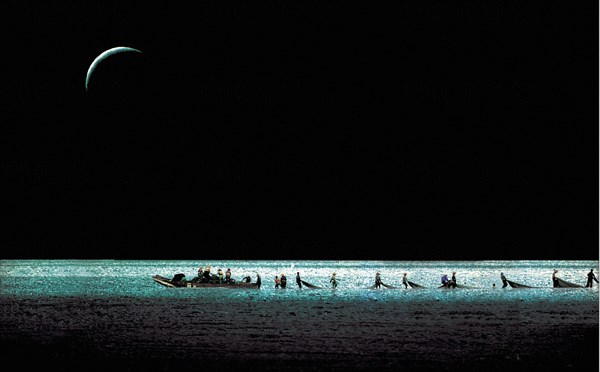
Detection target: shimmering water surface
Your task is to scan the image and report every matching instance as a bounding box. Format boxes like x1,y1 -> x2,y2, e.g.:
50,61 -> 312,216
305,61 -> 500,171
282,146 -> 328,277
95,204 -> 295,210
1,260 -> 598,372
1,260 -> 598,303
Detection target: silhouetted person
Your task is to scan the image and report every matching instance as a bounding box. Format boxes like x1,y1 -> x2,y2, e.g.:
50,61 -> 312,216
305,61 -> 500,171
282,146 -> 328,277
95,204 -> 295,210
193,266 -> 204,283
441,274 -> 449,286
202,268 -> 211,282
172,273 -> 186,283
225,268 -> 232,283
586,269 -> 598,288
441,274 -> 456,288
280,274 -> 287,288
296,272 -> 302,288
501,272 -> 508,288
552,269 -> 559,287
402,273 -> 408,289
449,272 -> 457,288
330,273 -> 337,288
256,273 -> 261,289
375,272 -> 382,289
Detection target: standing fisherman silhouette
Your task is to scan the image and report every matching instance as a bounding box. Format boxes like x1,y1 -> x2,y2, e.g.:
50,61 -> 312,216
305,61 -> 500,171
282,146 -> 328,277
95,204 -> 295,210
501,272 -> 508,288
402,273 -> 408,289
375,272 -> 382,289
330,273 -> 337,288
280,274 -> 287,289
586,269 -> 599,288
275,276 -> 281,289
552,269 -> 560,287
296,272 -> 302,288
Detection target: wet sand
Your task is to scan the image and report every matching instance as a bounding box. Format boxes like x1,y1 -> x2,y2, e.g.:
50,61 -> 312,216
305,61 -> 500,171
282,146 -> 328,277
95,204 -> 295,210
1,295 -> 597,371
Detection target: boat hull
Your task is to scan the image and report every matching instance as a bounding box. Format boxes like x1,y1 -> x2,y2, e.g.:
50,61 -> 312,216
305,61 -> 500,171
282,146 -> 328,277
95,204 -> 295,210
152,275 -> 258,288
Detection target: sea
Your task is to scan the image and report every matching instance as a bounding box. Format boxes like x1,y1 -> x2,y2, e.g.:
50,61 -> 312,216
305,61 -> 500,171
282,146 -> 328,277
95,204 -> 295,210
1,259 -> 598,371
1,259 -> 598,302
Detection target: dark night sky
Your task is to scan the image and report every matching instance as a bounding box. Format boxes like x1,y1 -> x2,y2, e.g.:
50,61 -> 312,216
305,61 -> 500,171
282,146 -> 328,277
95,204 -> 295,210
0,1 -> 597,260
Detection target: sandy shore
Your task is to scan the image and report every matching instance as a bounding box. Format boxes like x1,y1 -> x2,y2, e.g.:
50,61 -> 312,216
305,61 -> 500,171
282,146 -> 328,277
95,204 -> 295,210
1,294 -> 597,371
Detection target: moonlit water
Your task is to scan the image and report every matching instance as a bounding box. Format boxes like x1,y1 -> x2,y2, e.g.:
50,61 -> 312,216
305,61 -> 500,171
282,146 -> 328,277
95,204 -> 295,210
1,260 -> 598,303
1,259 -> 598,371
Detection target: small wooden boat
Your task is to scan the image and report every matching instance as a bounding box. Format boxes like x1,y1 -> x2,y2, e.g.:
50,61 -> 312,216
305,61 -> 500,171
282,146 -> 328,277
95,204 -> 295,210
152,275 -> 259,288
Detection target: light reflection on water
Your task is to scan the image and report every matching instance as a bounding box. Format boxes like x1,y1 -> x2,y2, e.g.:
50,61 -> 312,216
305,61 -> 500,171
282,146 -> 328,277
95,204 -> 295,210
1,260 -> 598,303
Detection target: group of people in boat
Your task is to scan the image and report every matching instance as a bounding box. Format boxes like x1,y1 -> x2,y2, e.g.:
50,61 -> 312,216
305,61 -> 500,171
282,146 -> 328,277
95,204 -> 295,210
190,266 -> 234,284
186,266 -> 257,285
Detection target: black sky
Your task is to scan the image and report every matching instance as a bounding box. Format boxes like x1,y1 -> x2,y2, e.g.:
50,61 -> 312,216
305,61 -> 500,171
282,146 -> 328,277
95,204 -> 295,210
0,1 -> 598,260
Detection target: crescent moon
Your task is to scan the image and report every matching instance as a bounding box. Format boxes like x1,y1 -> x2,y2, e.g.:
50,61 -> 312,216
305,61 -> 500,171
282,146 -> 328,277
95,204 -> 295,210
85,46 -> 142,91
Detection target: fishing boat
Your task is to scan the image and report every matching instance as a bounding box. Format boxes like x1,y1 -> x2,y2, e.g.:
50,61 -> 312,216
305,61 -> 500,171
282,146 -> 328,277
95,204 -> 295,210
152,275 -> 259,288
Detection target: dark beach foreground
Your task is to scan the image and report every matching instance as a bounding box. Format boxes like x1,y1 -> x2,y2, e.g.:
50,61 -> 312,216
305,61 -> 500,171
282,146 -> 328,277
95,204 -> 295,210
1,294 -> 597,372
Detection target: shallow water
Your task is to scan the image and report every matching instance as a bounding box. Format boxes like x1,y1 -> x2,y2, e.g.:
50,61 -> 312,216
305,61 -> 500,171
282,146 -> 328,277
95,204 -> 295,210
1,259 -> 598,303
1,260 -> 598,371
